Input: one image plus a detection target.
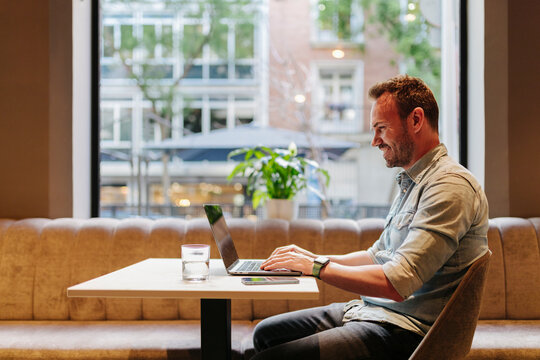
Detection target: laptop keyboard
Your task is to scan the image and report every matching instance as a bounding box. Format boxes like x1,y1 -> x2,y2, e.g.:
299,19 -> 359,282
236,260 -> 263,272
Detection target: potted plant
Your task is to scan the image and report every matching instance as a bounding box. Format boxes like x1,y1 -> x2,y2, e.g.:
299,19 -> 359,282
227,143 -> 330,220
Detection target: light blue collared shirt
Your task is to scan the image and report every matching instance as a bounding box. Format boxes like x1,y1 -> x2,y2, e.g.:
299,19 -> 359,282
343,144 -> 489,336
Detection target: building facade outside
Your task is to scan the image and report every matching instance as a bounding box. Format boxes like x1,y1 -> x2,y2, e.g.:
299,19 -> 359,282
99,0 -> 450,219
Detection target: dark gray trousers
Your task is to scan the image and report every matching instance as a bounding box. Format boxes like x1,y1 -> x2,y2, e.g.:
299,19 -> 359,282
251,303 -> 423,360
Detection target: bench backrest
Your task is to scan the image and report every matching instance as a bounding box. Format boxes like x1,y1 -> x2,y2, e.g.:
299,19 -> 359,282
0,217 -> 538,321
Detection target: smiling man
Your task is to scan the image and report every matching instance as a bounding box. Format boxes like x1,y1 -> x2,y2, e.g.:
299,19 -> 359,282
250,75 -> 489,360
370,76 -> 440,170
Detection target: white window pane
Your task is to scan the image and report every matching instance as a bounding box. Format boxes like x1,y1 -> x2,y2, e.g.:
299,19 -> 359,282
100,109 -> 114,140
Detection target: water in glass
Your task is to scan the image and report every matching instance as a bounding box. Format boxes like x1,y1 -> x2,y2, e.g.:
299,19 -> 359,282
182,244 -> 210,281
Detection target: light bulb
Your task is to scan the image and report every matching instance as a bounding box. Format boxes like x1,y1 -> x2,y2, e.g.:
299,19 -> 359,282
332,49 -> 345,59
405,13 -> 416,22
294,94 -> 306,103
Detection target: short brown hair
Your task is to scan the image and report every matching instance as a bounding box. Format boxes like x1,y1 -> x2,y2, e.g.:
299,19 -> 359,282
368,75 -> 439,131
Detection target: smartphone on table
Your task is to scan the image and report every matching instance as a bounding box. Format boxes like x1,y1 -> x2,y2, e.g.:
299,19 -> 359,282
241,277 -> 300,285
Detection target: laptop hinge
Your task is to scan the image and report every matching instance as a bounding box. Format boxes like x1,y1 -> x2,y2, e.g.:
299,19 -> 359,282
228,259 -> 240,271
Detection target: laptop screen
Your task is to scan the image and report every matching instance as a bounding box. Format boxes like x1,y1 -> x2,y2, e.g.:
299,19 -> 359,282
204,204 -> 239,269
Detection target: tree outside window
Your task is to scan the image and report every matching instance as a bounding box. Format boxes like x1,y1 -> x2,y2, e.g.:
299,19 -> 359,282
98,0 -> 456,219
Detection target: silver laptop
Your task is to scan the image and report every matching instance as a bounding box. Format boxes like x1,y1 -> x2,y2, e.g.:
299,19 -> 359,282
204,204 -> 301,276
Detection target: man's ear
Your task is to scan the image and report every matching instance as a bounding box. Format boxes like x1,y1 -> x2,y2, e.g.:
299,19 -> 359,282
410,107 -> 425,133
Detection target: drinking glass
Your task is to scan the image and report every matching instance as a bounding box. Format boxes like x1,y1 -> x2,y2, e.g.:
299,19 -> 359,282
181,244 -> 210,281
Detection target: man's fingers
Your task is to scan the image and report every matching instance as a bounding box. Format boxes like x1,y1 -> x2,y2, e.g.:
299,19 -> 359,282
262,253 -> 289,267
262,252 -> 308,271
271,245 -> 296,255
263,258 -> 294,271
270,246 -> 289,257
262,252 -> 294,268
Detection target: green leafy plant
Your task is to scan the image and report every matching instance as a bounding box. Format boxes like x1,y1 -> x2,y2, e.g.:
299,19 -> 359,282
360,0 -> 441,99
316,0 -> 442,99
227,143 -> 330,209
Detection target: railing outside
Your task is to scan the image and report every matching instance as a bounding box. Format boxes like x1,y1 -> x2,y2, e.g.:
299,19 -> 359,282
100,203 -> 390,220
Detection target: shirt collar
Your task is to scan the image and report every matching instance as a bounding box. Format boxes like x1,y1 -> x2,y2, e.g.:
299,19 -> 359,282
398,143 -> 448,185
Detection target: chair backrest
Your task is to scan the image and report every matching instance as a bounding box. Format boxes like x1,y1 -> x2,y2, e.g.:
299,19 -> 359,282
409,250 -> 492,360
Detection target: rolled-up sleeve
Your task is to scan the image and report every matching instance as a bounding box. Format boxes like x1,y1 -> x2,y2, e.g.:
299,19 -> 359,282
380,175 -> 480,299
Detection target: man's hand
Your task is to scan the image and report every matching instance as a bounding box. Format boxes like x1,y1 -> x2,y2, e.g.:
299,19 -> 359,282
261,244 -> 317,275
260,245 -> 404,302
268,244 -> 317,259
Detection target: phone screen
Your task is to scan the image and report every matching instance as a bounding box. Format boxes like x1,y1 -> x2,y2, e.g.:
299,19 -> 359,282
241,277 -> 299,285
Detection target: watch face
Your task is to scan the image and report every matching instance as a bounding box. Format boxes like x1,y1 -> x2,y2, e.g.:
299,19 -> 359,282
315,256 -> 330,265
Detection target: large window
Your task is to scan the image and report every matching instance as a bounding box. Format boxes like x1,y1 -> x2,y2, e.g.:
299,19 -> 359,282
95,0 -> 462,220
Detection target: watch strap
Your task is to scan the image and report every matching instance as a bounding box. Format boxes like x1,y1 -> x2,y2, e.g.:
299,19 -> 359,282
312,256 -> 330,279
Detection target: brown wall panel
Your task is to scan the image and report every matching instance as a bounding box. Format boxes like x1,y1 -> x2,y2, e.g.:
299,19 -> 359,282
507,0 -> 540,217
0,1 -> 72,219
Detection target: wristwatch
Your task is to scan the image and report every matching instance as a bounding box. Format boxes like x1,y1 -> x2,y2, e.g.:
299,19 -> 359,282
312,256 -> 330,279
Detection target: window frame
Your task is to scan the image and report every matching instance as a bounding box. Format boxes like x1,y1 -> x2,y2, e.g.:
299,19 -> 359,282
90,0 -> 469,217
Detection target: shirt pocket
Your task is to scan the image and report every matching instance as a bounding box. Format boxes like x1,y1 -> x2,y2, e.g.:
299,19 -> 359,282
392,210 -> 416,230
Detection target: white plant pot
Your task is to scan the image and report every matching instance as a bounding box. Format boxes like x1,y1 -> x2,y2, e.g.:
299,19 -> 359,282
265,199 -> 298,221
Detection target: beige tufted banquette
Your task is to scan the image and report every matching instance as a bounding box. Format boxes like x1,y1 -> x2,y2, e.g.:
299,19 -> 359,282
0,217 -> 538,359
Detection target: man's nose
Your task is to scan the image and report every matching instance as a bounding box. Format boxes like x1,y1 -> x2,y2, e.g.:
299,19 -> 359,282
371,133 -> 381,147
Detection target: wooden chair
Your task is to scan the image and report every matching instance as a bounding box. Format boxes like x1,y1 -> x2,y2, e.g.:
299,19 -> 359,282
409,250 -> 492,360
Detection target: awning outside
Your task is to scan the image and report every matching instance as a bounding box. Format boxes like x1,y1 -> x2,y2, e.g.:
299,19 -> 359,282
143,124 -> 358,161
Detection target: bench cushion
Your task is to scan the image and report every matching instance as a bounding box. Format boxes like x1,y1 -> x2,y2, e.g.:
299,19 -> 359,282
0,320 -> 254,360
467,320 -> 540,359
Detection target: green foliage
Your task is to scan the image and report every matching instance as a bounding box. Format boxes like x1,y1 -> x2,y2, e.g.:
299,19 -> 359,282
102,0 -> 257,139
120,25 -> 136,57
318,0 -> 355,40
360,0 -> 441,99
315,0 -> 441,98
235,23 -> 255,59
209,23 -> 229,59
227,143 -> 330,209
182,24 -> 205,59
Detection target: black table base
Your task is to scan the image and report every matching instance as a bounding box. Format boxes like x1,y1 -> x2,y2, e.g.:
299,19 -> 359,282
201,298 -> 232,360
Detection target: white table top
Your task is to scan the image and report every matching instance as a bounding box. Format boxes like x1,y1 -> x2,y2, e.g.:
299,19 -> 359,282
67,258 -> 319,300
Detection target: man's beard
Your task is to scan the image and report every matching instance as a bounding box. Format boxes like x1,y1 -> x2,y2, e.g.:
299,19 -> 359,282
381,127 -> 414,168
